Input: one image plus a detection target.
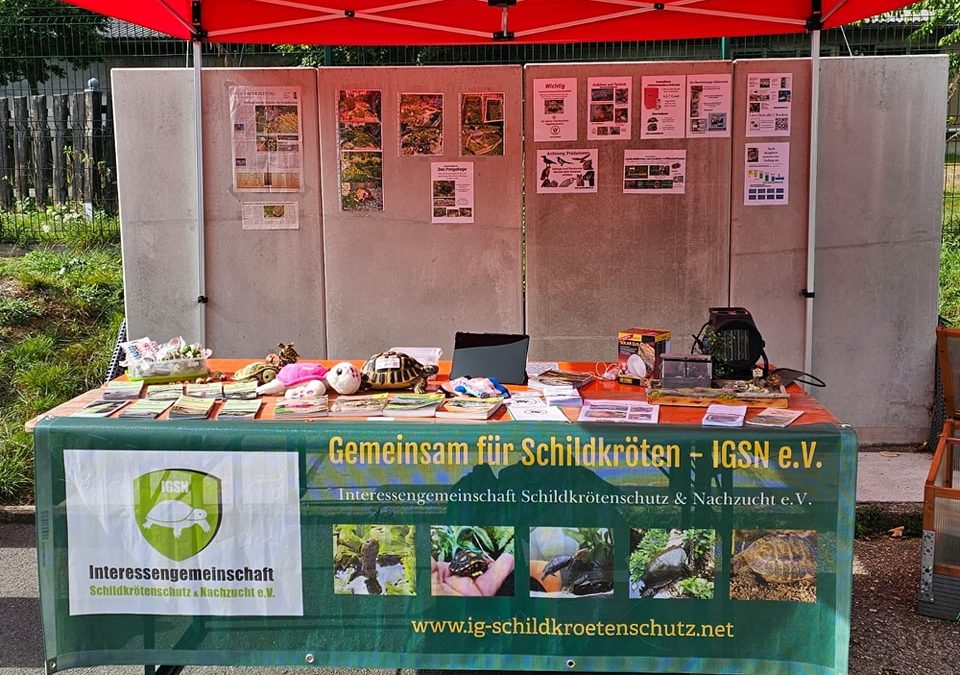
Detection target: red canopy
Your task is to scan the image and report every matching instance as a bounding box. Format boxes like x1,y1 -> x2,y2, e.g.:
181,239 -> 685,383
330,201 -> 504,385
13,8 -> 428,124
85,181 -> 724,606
66,0 -> 917,45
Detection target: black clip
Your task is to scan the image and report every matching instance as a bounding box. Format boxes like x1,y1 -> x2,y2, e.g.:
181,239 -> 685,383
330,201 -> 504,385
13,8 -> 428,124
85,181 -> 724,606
800,289 -> 815,299
197,295 -> 208,304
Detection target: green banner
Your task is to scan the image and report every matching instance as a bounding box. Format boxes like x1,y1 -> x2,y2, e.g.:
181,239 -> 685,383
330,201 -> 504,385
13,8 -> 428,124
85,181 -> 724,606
35,417 -> 856,674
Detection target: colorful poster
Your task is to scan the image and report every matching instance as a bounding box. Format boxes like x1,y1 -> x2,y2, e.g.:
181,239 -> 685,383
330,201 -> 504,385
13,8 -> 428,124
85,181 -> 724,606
230,86 -> 303,192
399,93 -> 443,156
623,149 -> 686,194
536,149 -> 598,193
460,92 -> 504,156
587,77 -> 632,140
744,142 -> 790,205
745,73 -> 793,137
338,89 -> 384,211
64,450 -> 303,616
241,202 -> 299,230
640,75 -> 686,140
431,162 -> 475,223
687,74 -> 732,138
533,78 -> 578,142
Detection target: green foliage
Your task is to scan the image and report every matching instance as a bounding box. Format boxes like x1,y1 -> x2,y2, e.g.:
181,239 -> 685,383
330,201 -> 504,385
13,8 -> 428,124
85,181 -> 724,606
0,203 -> 119,247
0,297 -> 41,325
332,524 -> 416,595
563,527 -> 614,568
629,529 -> 669,581
676,576 -> 714,599
431,525 -> 514,562
940,224 -> 960,325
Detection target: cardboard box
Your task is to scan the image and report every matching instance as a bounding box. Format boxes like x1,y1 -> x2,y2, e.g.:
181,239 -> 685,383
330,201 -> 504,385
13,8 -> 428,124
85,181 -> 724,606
618,328 -> 671,385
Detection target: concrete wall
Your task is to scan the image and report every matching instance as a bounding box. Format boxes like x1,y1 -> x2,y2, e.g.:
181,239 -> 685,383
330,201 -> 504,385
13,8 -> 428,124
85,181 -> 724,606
316,67 -> 524,359
113,69 -> 202,344
524,62 -> 733,360
814,56 -> 946,444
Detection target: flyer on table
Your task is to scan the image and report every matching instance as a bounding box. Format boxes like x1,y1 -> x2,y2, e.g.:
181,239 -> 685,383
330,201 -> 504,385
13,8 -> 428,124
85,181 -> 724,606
536,149 -> 598,193
431,162 -> 475,223
623,149 -> 686,194
587,77 -> 631,140
229,86 -> 303,192
744,142 -> 790,205
745,73 -> 793,137
533,78 -> 578,141
687,74 -> 732,137
64,450 -> 303,616
640,75 -> 686,139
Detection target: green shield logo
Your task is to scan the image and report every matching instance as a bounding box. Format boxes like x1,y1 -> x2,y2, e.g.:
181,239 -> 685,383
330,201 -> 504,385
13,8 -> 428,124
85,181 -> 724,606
133,469 -> 222,561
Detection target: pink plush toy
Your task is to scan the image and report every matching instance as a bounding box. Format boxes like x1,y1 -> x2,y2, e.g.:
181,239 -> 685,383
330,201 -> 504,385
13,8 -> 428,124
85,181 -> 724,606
259,361 -> 362,397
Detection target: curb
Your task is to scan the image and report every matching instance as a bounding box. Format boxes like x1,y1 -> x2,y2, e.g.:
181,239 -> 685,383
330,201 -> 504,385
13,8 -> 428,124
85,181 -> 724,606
0,505 -> 35,524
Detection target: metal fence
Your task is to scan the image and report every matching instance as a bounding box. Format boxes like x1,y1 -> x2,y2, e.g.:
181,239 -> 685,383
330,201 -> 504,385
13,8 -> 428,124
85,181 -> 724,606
0,9 -> 955,242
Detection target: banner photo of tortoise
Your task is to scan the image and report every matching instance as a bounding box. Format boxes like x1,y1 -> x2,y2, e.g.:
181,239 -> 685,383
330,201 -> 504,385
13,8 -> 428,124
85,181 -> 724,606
333,524 -> 415,596
430,525 -> 515,597
529,526 -> 614,598
629,528 -> 716,599
730,529 -> 817,602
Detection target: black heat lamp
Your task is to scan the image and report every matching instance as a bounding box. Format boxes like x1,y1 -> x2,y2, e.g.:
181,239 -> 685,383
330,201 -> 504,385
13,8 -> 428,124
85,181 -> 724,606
696,307 -> 768,380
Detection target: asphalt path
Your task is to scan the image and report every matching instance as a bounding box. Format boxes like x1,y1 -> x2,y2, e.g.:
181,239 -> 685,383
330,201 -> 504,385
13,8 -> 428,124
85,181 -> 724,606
0,519 -> 415,675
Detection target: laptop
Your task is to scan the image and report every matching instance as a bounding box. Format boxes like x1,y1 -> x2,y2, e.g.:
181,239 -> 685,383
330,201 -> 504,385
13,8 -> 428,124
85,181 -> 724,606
449,332 -> 530,385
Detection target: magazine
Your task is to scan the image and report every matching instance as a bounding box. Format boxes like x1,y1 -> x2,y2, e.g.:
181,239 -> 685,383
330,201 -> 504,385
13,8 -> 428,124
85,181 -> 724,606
746,407 -> 804,428
217,399 -> 264,419
117,399 -> 173,419
577,400 -> 660,424
384,393 -> 445,418
146,383 -> 183,400
184,382 -> 224,399
527,369 -> 595,390
274,396 -> 329,419
329,394 -> 389,417
508,405 -> 569,422
702,403 -> 748,428
168,396 -> 216,420
102,380 -> 143,400
223,380 -> 258,400
435,396 -> 504,420
72,399 -> 129,418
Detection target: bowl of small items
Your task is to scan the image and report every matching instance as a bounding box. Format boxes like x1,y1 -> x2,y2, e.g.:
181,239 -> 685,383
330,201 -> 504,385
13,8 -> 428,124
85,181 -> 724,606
122,336 -> 211,383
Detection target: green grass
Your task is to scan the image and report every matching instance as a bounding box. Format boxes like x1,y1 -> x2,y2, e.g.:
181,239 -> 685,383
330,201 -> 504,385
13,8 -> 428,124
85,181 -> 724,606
941,219 -> 960,326
0,242 -> 123,504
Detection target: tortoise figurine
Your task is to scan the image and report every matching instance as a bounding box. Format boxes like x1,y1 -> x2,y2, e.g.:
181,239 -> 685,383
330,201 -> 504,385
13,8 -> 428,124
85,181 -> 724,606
732,533 -> 816,584
360,351 -> 438,394
232,360 -> 279,385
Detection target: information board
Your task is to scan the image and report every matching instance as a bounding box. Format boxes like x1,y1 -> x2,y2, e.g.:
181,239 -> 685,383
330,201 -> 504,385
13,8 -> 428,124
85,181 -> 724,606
35,417 -> 855,674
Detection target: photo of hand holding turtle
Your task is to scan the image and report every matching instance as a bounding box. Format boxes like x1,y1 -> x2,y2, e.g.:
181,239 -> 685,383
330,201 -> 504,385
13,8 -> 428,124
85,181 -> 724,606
430,525 -> 515,597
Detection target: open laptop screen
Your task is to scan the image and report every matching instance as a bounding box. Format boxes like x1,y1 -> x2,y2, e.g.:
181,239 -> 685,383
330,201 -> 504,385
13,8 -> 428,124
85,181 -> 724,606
449,332 -> 529,385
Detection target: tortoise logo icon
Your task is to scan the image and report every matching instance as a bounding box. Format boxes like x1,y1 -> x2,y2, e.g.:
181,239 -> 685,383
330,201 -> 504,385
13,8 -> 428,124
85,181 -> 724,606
134,469 -> 222,561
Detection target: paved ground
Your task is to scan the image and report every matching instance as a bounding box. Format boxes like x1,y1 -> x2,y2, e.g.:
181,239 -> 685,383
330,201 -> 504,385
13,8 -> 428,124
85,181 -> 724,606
0,451 -> 938,675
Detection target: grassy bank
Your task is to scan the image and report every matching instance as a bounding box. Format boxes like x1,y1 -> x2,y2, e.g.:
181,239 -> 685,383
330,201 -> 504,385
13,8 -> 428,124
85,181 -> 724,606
0,240 -> 123,503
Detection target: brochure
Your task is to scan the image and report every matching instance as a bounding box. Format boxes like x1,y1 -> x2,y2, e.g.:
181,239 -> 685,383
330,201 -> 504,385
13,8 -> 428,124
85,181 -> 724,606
436,396 -> 504,420
145,383 -> 183,400
508,405 -> 569,422
578,400 -> 660,424
527,369 -> 595,389
702,403 -> 748,428
217,399 -> 264,419
746,407 -> 804,428
117,399 -> 173,419
167,396 -> 216,420
543,387 -> 583,407
274,396 -> 329,419
384,393 -> 445,418
330,394 -> 389,417
72,399 -> 129,418
184,382 -> 224,399
223,380 -> 258,400
102,380 -> 143,400
504,391 -> 545,408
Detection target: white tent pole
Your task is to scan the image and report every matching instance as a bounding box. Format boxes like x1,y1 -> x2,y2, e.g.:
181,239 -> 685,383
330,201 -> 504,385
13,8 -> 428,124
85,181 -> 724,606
804,29 -> 820,391
193,39 -> 207,345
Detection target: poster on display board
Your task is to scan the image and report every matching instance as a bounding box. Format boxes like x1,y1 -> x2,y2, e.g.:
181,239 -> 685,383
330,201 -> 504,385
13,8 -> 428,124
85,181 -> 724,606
229,86 -> 303,192
687,75 -> 732,138
460,92 -> 505,156
536,149 -> 598,193
744,142 -> 790,205
64,449 -> 303,616
745,73 -> 793,137
241,202 -> 299,230
338,89 -> 384,212
38,418 -> 856,673
623,149 -> 687,194
587,77 -> 632,140
431,162 -> 474,223
399,93 -> 444,156
640,75 -> 686,140
533,78 -> 578,141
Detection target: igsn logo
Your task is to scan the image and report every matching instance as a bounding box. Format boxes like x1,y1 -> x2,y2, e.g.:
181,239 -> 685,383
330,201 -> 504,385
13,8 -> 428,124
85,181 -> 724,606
133,469 -> 222,561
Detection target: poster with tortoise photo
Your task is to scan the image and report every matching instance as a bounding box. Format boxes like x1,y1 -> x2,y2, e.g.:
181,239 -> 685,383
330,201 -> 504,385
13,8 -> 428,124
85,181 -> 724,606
337,90 -> 384,211
332,524 -> 415,596
730,529 -> 817,602
430,525 -> 514,597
